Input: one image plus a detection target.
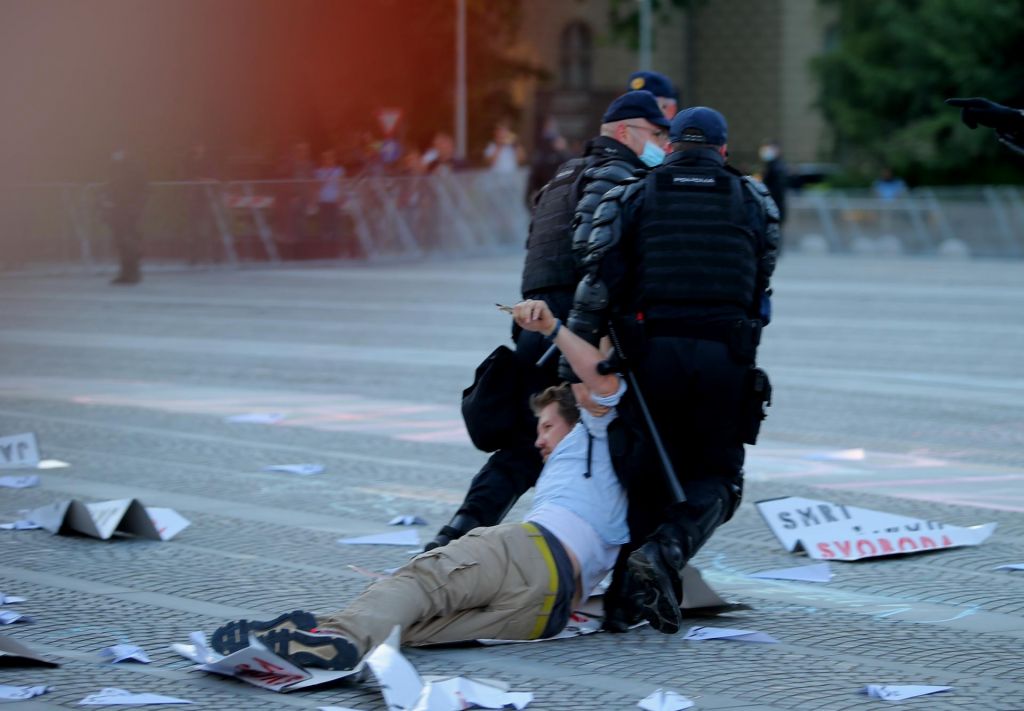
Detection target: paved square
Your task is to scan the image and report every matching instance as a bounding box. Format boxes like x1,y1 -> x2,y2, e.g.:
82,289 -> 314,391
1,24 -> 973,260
1,254 -> 1022,710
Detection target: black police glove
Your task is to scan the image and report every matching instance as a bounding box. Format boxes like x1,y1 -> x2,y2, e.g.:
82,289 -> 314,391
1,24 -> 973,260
423,513 -> 480,552
946,97 -> 1024,132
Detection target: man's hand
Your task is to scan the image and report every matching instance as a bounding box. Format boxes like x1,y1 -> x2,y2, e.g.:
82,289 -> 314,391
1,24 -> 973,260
946,97 -> 1024,132
513,299 -> 557,336
572,382 -> 610,417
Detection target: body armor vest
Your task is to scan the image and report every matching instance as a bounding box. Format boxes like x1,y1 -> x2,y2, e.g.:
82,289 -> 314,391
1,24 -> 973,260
520,157 -> 592,296
634,164 -> 757,311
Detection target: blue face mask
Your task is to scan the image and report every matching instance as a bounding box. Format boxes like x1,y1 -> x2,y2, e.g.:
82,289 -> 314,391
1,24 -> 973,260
639,140 -> 665,167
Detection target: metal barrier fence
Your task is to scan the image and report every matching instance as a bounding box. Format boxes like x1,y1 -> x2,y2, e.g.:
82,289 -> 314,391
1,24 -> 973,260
786,187 -> 1024,258
0,170 -> 530,271
2,178 -> 1023,271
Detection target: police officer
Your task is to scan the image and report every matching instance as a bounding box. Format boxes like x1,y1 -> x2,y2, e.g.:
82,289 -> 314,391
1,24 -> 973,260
946,97 -> 1024,155
563,106 -> 779,633
425,91 -> 670,551
627,70 -> 679,119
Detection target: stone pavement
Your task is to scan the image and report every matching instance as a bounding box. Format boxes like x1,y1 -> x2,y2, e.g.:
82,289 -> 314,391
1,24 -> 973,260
0,253 -> 1022,710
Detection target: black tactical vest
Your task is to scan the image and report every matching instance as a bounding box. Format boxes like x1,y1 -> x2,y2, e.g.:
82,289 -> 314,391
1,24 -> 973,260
520,157 -> 592,296
633,163 -> 758,310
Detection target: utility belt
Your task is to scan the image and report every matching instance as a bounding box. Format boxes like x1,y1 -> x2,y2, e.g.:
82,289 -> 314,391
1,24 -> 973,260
642,317 -> 762,364
613,315 -> 771,446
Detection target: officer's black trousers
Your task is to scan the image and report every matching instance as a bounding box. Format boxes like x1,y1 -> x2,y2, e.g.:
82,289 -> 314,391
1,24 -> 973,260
625,336 -> 747,563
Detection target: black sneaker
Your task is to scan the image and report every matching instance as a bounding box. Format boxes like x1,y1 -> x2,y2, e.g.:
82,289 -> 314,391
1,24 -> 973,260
211,610 -> 318,656
257,629 -> 361,671
627,542 -> 683,634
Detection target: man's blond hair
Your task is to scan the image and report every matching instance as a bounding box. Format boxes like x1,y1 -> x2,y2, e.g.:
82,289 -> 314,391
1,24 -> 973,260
529,384 -> 579,426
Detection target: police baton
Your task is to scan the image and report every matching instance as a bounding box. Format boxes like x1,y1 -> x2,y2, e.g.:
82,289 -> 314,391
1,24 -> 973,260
600,324 -> 687,504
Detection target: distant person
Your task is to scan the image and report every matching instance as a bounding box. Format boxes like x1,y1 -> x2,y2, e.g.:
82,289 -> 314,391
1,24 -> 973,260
210,298 -> 629,670
872,167 -> 908,200
525,117 -> 575,207
946,97 -> 1024,155
282,141 -> 316,245
315,149 -> 345,253
102,148 -> 148,285
484,121 -> 525,173
627,70 -> 679,119
758,140 -> 788,224
183,142 -> 218,265
421,132 -> 466,174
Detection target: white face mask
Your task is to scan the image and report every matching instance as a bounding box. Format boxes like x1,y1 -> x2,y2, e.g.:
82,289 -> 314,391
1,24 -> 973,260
639,140 -> 665,167
759,146 -> 778,162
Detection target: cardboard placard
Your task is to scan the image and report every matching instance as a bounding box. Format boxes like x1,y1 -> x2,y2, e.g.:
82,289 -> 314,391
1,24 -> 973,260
26,499 -> 189,541
756,496 -> 996,561
0,433 -> 40,469
0,635 -> 60,667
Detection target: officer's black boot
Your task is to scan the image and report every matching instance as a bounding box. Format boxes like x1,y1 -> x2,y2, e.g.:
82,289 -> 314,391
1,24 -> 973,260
423,513 -> 480,552
602,566 -> 645,633
626,535 -> 685,634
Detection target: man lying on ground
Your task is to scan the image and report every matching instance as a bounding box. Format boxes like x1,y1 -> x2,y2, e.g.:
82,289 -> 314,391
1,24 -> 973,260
211,299 -> 629,670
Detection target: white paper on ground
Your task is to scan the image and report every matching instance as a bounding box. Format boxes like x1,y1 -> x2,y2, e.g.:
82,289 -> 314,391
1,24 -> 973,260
171,631 -> 361,692
366,626 -> 423,711
389,515 -> 428,526
995,563 -> 1024,571
748,562 -> 833,583
478,611 -> 603,645
0,684 -> 51,700
755,495 -> 997,561
0,433 -> 40,469
78,687 -> 193,705
264,464 -> 324,476
0,611 -> 32,625
683,626 -> 778,643
638,689 -> 695,711
99,644 -> 151,664
0,593 -> 26,604
861,684 -> 953,701
412,676 -> 532,711
339,530 -> 421,546
225,412 -> 286,424
37,459 -> 70,469
146,507 -> 191,541
0,475 -> 39,488
0,520 -> 43,530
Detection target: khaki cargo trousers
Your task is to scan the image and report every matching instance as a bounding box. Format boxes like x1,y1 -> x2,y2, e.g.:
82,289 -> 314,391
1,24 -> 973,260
317,522 -> 560,656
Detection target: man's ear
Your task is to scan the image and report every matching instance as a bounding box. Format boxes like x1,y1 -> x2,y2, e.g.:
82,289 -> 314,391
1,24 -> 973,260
719,143 -> 729,158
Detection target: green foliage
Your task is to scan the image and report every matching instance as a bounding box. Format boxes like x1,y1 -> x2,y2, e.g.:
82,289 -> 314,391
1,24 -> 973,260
814,0 -> 1024,185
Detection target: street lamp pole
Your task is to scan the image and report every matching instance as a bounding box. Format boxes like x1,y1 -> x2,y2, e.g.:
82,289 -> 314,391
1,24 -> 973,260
638,0 -> 652,71
455,0 -> 467,160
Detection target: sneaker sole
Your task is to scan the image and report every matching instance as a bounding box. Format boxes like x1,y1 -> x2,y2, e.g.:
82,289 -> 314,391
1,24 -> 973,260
211,610 -> 319,656
628,548 -> 683,635
260,629 -> 360,671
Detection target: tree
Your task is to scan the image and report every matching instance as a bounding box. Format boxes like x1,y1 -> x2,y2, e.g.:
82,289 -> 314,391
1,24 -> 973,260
814,0 -> 1024,185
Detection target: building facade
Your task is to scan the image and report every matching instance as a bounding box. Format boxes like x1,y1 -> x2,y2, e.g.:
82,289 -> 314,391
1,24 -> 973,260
514,0 -> 836,169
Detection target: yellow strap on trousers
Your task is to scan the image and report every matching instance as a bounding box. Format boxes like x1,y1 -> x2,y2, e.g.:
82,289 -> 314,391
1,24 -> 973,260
521,522 -> 559,639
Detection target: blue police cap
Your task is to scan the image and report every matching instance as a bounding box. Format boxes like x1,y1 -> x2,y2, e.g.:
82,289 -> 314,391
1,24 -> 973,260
669,106 -> 728,145
602,91 -> 671,129
627,71 -> 676,100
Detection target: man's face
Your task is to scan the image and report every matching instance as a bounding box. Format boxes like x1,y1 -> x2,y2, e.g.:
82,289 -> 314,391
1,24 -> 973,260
657,97 -> 678,120
534,402 -> 573,462
619,119 -> 668,156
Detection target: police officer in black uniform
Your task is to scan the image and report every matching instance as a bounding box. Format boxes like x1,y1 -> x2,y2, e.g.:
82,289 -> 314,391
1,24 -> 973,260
563,106 -> 779,633
426,91 -> 670,551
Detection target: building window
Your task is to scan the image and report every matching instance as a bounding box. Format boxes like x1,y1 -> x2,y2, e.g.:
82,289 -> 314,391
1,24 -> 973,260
559,21 -> 592,90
